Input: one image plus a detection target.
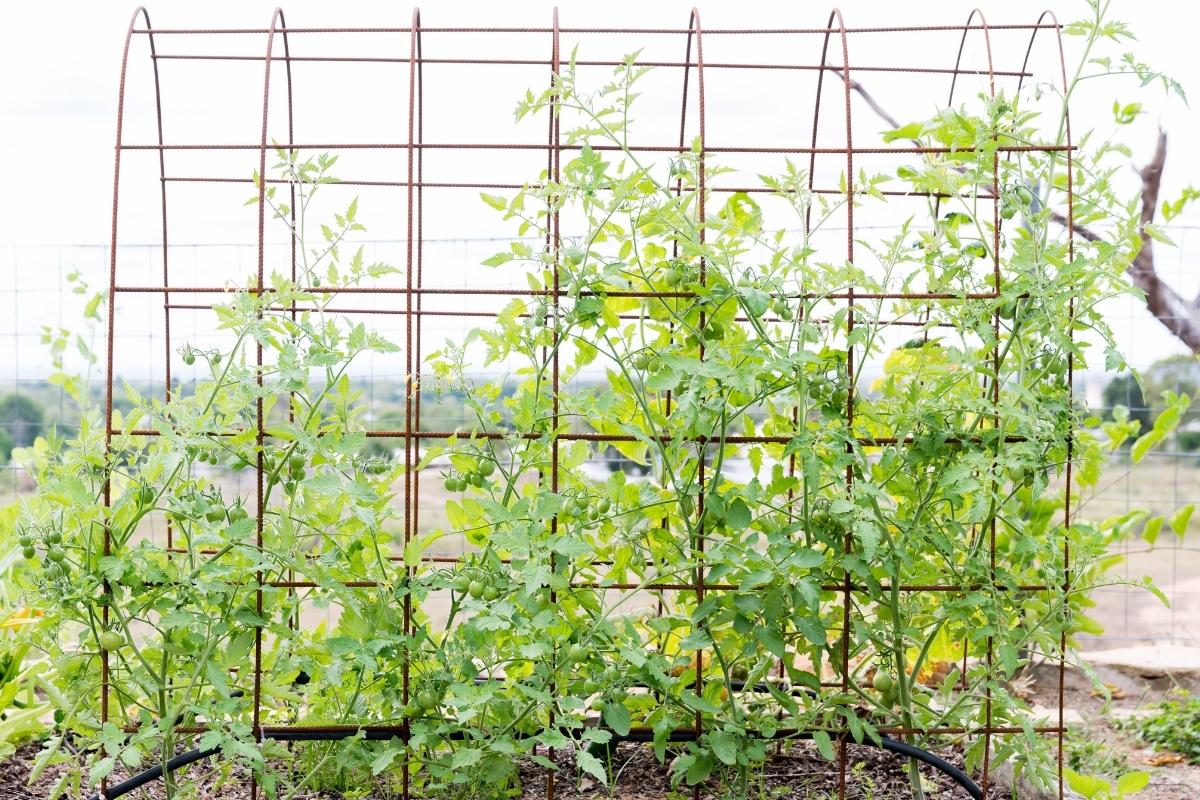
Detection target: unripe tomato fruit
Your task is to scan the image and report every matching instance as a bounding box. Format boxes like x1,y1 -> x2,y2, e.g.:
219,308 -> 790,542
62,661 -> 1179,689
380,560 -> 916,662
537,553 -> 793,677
99,631 -> 125,651
468,580 -> 484,599
872,671 -> 895,695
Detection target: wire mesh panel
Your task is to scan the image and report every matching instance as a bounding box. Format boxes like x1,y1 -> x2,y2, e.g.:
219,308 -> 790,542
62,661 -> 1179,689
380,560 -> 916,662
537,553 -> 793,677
103,7 -> 1079,799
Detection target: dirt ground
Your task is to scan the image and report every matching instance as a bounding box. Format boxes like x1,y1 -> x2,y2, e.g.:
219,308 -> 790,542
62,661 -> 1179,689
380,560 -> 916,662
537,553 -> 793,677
1025,659 -> 1200,800
0,739 -> 1010,800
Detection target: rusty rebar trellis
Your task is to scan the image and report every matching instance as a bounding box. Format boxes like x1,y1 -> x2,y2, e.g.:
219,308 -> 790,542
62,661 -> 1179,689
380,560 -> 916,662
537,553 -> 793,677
103,7 -> 1076,800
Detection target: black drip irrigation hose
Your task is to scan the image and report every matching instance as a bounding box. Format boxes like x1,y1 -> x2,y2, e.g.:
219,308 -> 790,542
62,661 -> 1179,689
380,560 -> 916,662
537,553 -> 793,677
84,726 -> 982,800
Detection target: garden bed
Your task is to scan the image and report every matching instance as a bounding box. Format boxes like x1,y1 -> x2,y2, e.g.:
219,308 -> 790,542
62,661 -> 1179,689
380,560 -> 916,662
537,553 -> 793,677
0,740 -> 1005,800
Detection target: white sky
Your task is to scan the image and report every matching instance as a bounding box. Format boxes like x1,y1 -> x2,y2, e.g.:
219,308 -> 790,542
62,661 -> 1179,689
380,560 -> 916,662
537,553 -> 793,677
1,0 -> 1198,381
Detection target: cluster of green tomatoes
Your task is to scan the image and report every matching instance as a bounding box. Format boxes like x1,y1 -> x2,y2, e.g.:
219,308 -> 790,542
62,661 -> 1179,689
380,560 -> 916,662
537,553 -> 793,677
18,526 -> 67,578
449,567 -> 504,602
179,346 -> 221,368
561,493 -> 611,522
441,458 -> 496,493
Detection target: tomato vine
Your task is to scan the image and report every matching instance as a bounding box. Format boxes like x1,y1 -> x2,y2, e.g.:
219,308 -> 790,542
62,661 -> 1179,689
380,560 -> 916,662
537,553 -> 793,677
10,4 -> 1193,799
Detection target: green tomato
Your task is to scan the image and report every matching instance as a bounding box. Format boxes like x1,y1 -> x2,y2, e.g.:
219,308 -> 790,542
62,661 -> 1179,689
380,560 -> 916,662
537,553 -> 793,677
568,644 -> 587,662
22,547 -> 36,561
182,351 -> 196,366
289,454 -> 306,472
478,460 -> 496,477
138,485 -> 156,507
468,473 -> 485,487
482,586 -> 500,602
468,580 -> 484,599
211,352 -> 221,366
451,574 -> 471,593
284,480 -> 297,495
416,689 -> 439,710
47,547 -> 65,563
98,631 -> 125,652
679,496 -> 694,519
662,267 -> 681,287
596,498 -> 611,514
229,506 -> 249,523
18,535 -> 33,548
872,671 -> 895,695
206,507 -> 225,524
632,353 -> 649,371
444,476 -> 458,492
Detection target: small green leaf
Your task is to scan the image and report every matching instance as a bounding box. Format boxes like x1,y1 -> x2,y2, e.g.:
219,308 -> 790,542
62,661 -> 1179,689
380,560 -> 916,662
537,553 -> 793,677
480,192 -> 508,212
812,730 -> 835,761
1170,504 -> 1194,538
603,701 -> 631,736
1116,771 -> 1150,795
882,122 -> 924,142
576,751 -> 609,785
1143,223 -> 1176,246
756,627 -> 786,659
1142,516 -> 1164,547
709,730 -> 738,765
726,498 -> 751,530
686,752 -> 714,785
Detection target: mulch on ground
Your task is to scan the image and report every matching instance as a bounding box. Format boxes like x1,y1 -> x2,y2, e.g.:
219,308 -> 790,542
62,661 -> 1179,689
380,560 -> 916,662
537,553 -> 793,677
2,739 -> 1012,800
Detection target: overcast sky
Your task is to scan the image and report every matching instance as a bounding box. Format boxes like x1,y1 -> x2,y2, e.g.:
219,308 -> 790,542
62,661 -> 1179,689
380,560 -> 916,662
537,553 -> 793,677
0,0 -> 1197,381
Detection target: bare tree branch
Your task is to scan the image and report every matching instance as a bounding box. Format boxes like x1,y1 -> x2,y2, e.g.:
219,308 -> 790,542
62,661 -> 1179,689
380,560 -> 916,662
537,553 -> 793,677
1122,132 -> 1200,352
834,69 -> 1200,354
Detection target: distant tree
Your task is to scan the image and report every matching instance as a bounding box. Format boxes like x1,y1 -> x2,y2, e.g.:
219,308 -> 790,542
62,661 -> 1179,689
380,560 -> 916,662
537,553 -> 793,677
1102,374 -> 1152,432
1143,354 -> 1200,402
0,393 -> 43,449
0,428 -> 12,463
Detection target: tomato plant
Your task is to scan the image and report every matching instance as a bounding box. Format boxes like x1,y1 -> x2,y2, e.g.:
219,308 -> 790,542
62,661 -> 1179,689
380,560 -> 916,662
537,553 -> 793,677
9,4 -> 1191,799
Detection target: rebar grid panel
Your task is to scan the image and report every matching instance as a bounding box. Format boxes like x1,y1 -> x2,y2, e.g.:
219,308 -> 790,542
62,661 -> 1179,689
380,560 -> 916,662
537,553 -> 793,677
104,7 -> 1077,800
